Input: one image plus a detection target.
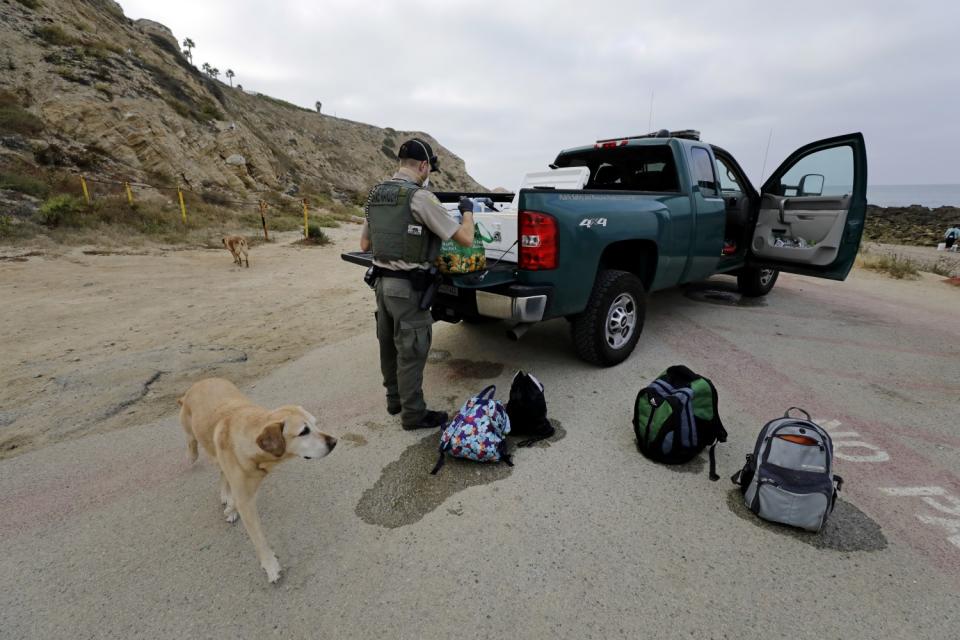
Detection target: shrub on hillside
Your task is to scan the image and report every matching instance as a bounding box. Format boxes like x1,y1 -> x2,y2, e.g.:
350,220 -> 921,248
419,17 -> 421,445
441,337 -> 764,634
0,92 -> 44,136
38,194 -> 85,227
201,190 -> 231,206
34,26 -> 79,47
0,172 -> 50,198
303,224 -> 330,245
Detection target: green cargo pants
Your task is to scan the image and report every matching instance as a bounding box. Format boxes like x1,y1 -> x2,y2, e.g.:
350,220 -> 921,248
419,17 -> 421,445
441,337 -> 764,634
374,276 -> 432,426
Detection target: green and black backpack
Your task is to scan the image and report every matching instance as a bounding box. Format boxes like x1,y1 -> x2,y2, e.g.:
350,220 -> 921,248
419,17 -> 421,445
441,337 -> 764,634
632,365 -> 727,480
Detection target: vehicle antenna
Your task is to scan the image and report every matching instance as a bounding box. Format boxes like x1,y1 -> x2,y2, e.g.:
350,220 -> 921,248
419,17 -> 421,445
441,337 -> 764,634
759,128 -> 773,184
647,90 -> 655,131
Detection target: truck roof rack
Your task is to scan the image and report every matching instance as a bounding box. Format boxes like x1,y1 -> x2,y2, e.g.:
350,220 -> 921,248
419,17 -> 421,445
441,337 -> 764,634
596,129 -> 701,143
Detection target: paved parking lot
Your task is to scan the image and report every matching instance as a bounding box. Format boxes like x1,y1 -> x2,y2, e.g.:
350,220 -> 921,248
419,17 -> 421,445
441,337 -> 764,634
1,264 -> 958,639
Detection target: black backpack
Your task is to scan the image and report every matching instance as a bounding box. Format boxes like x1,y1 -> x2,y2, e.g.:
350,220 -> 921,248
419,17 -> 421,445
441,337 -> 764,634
506,370 -> 554,447
633,365 -> 727,480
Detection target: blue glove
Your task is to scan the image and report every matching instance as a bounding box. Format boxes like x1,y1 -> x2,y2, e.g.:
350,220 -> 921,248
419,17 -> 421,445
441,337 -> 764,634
458,197 -> 474,214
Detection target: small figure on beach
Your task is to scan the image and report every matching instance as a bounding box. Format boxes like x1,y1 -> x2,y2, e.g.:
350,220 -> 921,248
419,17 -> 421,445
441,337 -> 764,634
945,224 -> 960,251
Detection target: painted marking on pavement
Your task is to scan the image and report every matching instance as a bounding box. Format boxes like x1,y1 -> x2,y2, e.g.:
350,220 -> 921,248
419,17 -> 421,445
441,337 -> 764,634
829,430 -> 891,463
881,486 -> 960,550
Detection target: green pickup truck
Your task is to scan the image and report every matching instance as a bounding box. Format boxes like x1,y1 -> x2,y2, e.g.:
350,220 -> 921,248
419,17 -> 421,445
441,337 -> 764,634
343,130 -> 867,366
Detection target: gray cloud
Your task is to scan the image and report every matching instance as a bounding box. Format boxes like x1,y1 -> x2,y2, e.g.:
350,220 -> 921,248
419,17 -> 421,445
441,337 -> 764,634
121,0 -> 959,189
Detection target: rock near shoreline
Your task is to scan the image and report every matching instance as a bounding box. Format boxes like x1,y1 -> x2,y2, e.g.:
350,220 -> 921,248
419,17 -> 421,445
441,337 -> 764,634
865,204 -> 960,246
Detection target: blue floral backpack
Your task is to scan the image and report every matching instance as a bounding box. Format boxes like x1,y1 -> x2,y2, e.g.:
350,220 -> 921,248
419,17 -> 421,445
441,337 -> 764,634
430,385 -> 512,475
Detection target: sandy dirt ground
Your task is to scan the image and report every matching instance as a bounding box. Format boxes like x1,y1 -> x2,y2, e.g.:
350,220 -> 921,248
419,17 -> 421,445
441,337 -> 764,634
0,226 -> 368,458
1,230 -> 959,639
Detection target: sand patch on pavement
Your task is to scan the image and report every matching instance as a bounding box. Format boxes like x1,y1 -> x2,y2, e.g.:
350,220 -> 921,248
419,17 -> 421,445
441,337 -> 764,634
0,227 -> 369,459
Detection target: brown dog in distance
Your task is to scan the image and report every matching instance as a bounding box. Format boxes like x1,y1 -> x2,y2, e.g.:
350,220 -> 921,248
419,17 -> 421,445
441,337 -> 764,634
178,377 -> 337,583
222,235 -> 249,267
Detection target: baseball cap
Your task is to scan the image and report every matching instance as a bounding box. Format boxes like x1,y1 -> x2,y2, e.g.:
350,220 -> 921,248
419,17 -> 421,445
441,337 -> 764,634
397,138 -> 439,172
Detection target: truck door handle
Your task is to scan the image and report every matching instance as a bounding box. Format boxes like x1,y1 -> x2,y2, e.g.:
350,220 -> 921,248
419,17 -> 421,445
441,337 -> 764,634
778,198 -> 791,224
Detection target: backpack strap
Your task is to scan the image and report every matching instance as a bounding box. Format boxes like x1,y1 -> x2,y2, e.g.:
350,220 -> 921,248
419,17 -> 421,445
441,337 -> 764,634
830,474 -> 844,511
430,440 -> 451,476
708,442 -> 720,482
731,454 -> 754,491
477,385 -> 497,402
785,407 -> 812,421
430,451 -> 446,475
516,419 -> 555,447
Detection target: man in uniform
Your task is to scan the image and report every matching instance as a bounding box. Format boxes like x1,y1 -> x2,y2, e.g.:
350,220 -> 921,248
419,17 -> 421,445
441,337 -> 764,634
361,138 -> 477,429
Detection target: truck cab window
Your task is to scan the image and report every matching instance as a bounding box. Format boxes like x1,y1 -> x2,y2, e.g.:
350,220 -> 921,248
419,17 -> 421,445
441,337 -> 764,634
554,146 -> 680,193
716,156 -> 744,194
691,147 -> 719,197
775,146 -> 853,197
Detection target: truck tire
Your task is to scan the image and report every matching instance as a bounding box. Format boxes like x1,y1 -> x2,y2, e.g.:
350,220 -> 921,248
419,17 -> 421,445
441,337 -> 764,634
571,269 -> 646,367
737,267 -> 779,297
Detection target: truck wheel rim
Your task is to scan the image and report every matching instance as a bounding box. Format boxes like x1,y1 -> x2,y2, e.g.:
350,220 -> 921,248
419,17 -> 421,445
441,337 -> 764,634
605,293 -> 636,349
759,269 -> 775,287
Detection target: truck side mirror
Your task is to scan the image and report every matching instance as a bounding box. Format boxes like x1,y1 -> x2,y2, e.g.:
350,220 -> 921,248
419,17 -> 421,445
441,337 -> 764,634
798,173 -> 825,197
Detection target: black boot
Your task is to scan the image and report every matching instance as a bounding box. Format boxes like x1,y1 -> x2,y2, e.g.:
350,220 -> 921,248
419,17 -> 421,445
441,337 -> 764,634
402,410 -> 448,431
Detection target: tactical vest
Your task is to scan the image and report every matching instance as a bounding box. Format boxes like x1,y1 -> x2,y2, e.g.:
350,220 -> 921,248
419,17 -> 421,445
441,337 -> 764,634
366,179 -> 440,264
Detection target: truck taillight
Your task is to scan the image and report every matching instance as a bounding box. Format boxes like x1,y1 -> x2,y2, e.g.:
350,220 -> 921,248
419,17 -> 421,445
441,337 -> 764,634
518,210 -> 558,270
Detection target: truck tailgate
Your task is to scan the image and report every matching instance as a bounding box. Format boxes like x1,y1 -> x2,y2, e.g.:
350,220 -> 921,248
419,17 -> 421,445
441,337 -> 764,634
341,251 -> 374,268
339,251 -> 517,289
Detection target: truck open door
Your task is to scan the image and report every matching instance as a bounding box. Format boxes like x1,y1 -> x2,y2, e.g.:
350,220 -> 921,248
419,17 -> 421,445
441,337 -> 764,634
748,132 -> 867,280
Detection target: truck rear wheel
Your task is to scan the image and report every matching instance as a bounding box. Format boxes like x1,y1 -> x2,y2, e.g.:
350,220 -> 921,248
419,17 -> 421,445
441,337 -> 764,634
571,269 -> 646,367
737,267 -> 779,297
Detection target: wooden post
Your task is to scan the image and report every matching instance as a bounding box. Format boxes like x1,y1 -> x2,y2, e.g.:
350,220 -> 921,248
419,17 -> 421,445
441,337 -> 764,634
259,200 -> 269,241
80,175 -> 90,204
302,199 -> 309,239
178,186 -> 187,223
124,182 -> 134,207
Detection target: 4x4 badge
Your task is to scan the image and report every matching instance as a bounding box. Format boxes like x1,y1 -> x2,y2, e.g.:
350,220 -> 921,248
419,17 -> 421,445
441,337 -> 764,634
579,218 -> 608,228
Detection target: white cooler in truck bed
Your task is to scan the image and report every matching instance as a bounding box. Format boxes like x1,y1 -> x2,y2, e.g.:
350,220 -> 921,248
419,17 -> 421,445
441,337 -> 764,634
443,167 -> 590,264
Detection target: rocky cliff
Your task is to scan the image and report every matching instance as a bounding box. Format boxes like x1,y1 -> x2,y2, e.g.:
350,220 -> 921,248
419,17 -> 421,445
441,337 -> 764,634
0,0 -> 484,209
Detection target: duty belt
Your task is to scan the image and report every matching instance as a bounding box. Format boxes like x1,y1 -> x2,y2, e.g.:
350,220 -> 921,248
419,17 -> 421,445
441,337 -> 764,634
366,265 -> 441,310
374,266 -> 424,280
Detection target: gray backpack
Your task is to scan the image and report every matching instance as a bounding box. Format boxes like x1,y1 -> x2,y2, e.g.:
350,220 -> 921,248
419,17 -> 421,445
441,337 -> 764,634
732,408 -> 843,532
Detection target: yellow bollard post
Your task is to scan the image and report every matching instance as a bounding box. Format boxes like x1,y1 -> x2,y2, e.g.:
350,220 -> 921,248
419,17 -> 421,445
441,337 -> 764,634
259,200 -> 269,241
80,175 -> 90,205
178,186 -> 187,224
124,182 -> 134,207
302,199 -> 309,239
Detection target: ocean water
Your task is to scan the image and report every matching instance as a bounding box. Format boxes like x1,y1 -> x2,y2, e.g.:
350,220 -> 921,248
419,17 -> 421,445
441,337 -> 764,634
867,184 -> 960,208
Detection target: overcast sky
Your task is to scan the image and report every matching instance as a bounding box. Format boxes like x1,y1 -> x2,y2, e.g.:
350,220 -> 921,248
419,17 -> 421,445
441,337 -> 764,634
120,0 -> 958,190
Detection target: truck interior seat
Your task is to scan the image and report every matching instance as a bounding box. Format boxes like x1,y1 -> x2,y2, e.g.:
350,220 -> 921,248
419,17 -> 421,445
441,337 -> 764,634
725,195 -> 751,227
592,164 -> 621,187
652,166 -> 679,192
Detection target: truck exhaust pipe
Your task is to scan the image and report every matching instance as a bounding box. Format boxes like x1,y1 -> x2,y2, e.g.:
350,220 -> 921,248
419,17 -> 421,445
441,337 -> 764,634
507,323 -> 533,341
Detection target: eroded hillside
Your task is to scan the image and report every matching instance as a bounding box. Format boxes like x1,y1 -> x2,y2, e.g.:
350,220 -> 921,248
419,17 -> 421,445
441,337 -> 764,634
0,0 -> 483,219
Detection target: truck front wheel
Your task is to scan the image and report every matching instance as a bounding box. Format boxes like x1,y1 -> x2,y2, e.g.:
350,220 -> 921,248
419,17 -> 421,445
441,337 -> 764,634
737,267 -> 779,297
571,269 -> 646,367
